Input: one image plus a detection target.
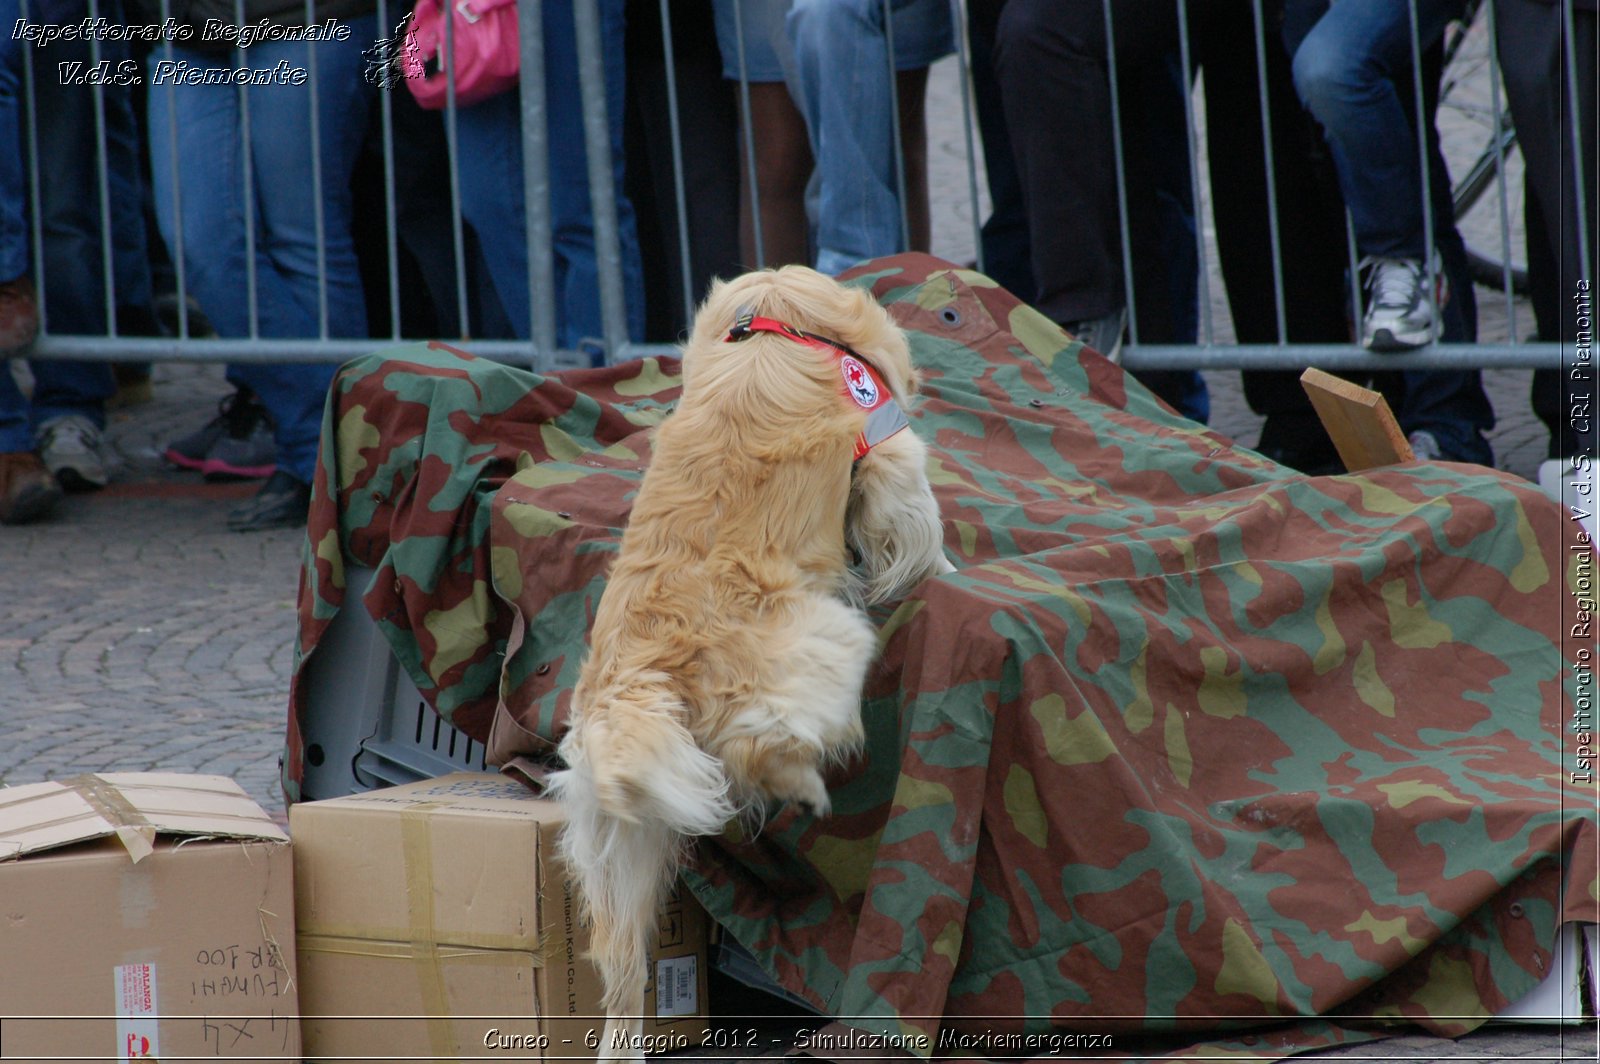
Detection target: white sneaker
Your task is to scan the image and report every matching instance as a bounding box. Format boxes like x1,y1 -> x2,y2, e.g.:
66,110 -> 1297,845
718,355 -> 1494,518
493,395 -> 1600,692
1361,252 -> 1449,351
37,414 -> 109,491
1539,458 -> 1598,542
1063,306 -> 1128,364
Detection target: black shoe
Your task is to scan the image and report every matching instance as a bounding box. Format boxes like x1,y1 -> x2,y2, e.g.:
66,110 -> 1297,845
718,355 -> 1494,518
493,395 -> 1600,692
165,387 -> 276,479
227,470 -> 310,532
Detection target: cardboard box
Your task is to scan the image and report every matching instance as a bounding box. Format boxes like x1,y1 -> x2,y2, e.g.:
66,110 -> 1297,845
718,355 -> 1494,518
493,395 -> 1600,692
0,772 -> 299,1062
291,772 -> 710,1061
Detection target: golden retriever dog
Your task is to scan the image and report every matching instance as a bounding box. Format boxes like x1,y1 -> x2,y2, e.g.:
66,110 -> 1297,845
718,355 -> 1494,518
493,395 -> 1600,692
545,265 -> 954,1060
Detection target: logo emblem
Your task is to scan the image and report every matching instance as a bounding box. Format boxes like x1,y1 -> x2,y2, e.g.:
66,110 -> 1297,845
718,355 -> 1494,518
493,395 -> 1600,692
840,356 -> 879,408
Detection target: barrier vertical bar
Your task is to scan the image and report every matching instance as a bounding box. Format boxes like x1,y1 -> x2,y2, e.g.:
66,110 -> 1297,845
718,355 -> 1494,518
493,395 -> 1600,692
89,0 -> 117,335
518,0 -> 557,363
159,0 -> 190,339
731,0 -> 765,268
376,0 -> 402,339
1250,0 -> 1289,343
443,0 -> 471,340
657,0 -> 695,328
1346,211 -> 1363,343
882,0 -> 910,253
1406,0 -> 1440,339
19,3 -> 43,333
1101,0 -> 1139,347
573,0 -> 629,361
948,0 -> 986,276
1481,1 -> 1519,342
1174,0 -> 1213,347
305,0 -> 329,339
234,0 -> 260,339
1560,0 -> 1593,283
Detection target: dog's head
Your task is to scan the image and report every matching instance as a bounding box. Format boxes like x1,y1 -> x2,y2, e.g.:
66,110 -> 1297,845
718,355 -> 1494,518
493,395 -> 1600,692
682,266 -> 919,411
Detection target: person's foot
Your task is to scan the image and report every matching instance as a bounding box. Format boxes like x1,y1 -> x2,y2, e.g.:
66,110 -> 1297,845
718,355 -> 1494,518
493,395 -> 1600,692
227,469 -> 310,532
164,388 -> 276,480
37,414 -> 109,491
1062,307 -> 1127,363
0,450 -> 62,524
0,275 -> 40,353
152,292 -> 217,339
1361,253 -> 1448,351
1407,429 -> 1442,462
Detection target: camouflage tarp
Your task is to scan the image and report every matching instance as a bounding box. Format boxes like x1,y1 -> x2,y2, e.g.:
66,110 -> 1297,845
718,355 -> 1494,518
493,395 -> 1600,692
287,254 -> 1598,1060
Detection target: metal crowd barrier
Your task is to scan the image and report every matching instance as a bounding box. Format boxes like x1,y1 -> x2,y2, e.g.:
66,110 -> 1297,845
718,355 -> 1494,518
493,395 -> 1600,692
17,0 -> 1588,371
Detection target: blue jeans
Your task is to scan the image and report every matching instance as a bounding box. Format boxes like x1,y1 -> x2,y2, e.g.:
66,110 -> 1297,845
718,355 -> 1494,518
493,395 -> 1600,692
146,18 -> 375,482
455,0 -> 644,354
0,0 -> 143,452
1287,0 -> 1463,259
0,0 -> 22,289
786,0 -> 952,275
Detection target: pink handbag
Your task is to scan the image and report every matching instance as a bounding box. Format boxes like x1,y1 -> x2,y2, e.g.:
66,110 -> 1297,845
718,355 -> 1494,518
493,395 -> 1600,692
402,0 -> 520,110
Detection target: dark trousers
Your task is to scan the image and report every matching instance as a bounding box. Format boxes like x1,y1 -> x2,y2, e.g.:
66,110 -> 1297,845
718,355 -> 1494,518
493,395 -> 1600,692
990,0 -> 1208,420
1494,0 -> 1597,459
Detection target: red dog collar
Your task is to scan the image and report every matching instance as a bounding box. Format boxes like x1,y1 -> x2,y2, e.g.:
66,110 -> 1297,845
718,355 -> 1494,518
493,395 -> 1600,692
725,312 -> 910,460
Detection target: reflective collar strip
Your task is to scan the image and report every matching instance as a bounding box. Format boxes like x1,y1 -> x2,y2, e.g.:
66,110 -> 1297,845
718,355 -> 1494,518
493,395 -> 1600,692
724,313 -> 910,460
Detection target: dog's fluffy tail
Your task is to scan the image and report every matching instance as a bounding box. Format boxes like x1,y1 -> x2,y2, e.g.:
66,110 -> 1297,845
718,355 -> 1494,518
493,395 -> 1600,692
548,701 -> 734,1061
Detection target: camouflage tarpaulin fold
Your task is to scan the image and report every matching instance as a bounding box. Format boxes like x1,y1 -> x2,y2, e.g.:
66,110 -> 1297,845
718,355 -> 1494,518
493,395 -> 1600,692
287,254 -> 1598,1060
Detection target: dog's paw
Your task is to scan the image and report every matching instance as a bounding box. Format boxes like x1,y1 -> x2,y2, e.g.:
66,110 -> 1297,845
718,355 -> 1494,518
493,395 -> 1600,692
797,791 -> 832,819
765,765 -> 832,818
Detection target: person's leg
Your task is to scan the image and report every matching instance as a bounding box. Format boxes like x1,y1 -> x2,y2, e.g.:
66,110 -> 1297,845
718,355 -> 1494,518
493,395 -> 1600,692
993,0 -> 1171,336
26,1 -> 121,487
1200,1 -> 1350,471
1496,0 -> 1597,460
1286,0 -> 1459,258
0,361 -> 30,456
543,0 -> 645,352
146,43 -> 265,341
0,363 -> 58,523
145,37 -> 276,481
738,81 -> 813,268
0,0 -> 24,291
786,0 -> 951,275
964,0 -> 1033,298
1288,0 -> 1465,350
230,21 -> 374,488
623,0 -> 742,337
456,89 -> 533,339
0,0 -> 36,355
1378,35 -> 1493,465
895,65 -> 931,254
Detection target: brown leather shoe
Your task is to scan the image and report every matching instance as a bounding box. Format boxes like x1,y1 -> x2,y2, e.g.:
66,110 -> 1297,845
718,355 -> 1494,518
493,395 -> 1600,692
0,275 -> 40,353
0,450 -> 62,525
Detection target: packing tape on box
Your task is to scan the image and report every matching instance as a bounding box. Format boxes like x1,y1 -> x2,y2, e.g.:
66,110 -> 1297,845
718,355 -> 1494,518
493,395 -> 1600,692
72,774 -> 158,862
296,934 -> 542,967
400,805 -> 455,1063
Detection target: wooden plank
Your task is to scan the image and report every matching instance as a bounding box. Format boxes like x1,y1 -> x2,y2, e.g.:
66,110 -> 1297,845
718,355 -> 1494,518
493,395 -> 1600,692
1298,367 -> 1415,472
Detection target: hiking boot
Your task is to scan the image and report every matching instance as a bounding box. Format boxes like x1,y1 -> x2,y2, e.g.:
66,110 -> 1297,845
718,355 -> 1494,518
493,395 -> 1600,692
0,275 -> 39,353
227,469 -> 310,532
1062,307 -> 1128,363
1360,253 -> 1448,351
165,388 -> 276,480
0,450 -> 62,524
37,414 -> 109,491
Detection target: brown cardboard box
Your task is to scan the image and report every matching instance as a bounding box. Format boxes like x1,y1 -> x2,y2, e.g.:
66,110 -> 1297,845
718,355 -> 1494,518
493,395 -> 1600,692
0,772 -> 299,1062
291,772 -> 710,1061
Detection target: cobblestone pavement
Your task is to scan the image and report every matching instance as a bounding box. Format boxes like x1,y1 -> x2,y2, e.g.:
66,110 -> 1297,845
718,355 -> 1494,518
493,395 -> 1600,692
1,55 -> 1590,1064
